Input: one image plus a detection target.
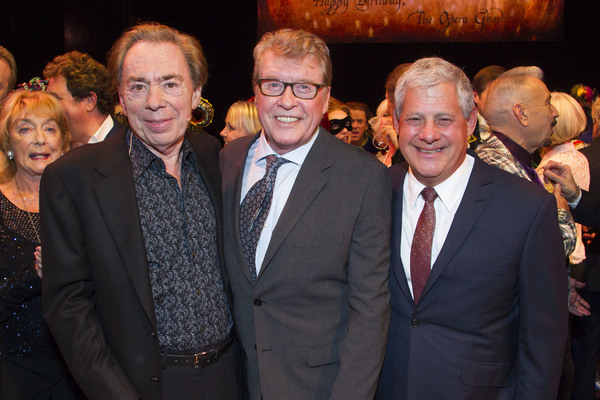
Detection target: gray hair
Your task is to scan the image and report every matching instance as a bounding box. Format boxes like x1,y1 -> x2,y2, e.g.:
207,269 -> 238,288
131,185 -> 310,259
501,66 -> 544,81
107,22 -> 207,88
394,57 -> 474,120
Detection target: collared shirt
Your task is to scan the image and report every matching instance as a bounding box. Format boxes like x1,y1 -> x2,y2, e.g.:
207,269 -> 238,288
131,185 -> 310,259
493,131 -> 541,185
401,154 -> 474,298
476,133 -> 577,256
128,132 -> 232,352
241,129 -> 318,273
88,115 -> 114,144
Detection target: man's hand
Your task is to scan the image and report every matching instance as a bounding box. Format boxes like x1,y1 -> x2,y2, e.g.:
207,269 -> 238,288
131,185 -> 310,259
553,183 -> 569,211
542,161 -> 581,203
569,277 -> 591,317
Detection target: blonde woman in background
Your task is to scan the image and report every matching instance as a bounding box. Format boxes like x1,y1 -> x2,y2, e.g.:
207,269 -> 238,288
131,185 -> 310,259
369,99 -> 398,167
220,100 -> 262,145
537,92 -> 589,265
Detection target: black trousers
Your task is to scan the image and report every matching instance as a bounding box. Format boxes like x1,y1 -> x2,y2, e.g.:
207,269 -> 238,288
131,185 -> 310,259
571,291 -> 600,400
1,354 -> 84,400
162,338 -> 247,400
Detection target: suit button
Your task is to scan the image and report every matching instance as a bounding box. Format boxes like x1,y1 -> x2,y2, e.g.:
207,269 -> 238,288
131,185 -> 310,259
411,319 -> 420,327
254,299 -> 262,306
150,332 -> 157,339
151,377 -> 160,382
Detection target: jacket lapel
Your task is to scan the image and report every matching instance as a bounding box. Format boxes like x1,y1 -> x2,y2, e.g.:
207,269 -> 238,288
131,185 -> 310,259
257,129 -> 330,279
390,164 -> 416,305
91,132 -> 157,328
227,134 -> 261,284
419,156 -> 497,302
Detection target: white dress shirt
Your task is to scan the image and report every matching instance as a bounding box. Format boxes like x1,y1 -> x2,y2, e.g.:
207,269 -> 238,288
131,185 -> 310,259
241,129 -> 319,273
88,115 -> 114,144
401,154 -> 474,298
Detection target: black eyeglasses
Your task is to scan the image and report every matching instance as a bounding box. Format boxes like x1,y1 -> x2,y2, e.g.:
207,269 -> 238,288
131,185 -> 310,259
256,79 -> 328,100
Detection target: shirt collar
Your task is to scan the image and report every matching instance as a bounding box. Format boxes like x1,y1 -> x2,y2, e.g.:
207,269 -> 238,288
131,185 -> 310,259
128,130 -> 196,179
493,131 -> 533,166
88,115 -> 114,144
407,154 -> 474,213
253,127 -> 319,167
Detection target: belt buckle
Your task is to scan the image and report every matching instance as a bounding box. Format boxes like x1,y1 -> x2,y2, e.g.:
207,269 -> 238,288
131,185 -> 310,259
194,348 -> 218,368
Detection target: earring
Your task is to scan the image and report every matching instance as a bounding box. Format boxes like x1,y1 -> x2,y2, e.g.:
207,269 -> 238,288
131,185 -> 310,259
6,150 -> 14,160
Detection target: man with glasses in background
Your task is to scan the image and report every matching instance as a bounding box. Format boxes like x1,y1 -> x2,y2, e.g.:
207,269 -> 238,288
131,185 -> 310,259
220,28 -> 391,400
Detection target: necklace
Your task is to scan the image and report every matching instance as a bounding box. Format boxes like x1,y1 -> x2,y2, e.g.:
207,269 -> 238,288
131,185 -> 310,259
15,179 -> 41,243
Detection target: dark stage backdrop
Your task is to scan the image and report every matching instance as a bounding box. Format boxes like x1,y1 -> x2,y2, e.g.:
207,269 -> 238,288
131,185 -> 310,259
1,0 -> 598,139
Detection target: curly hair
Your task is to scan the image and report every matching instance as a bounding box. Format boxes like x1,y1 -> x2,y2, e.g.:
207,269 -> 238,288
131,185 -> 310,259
44,51 -> 115,115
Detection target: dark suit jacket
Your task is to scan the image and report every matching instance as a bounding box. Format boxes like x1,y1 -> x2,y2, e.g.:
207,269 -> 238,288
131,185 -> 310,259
573,141 -> 600,292
377,155 -> 568,400
220,129 -> 391,400
40,130 -> 231,400
104,115 -> 125,140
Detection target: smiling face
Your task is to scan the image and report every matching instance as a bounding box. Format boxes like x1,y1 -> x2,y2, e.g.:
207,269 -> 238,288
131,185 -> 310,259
118,41 -> 202,158
9,113 -> 64,179
254,49 -> 329,155
396,82 -> 476,187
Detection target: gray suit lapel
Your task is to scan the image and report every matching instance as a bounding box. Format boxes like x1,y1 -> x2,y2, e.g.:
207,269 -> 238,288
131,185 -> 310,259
419,157 -> 497,302
91,134 -> 157,328
228,134 -> 261,284
258,130 -> 331,279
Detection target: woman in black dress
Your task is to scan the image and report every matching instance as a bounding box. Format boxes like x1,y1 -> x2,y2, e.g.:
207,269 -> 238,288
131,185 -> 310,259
0,90 -> 83,399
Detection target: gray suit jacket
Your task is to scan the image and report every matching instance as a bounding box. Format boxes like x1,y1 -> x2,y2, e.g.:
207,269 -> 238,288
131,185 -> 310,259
220,129 -> 391,400
377,155 -> 568,400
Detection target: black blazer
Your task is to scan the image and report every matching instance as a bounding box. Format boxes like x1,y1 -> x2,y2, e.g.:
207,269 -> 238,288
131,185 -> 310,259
40,130 -> 230,400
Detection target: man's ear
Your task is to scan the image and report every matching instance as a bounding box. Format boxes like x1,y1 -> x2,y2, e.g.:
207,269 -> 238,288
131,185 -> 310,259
473,91 -> 480,107
191,85 -> 203,109
119,91 -> 128,116
84,92 -> 98,112
513,103 -> 529,127
467,107 -> 477,134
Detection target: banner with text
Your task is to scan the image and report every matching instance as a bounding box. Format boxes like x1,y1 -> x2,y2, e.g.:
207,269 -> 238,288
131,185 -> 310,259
257,0 -> 564,42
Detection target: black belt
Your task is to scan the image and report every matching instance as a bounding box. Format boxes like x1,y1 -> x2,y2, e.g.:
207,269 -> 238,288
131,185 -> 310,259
162,332 -> 234,368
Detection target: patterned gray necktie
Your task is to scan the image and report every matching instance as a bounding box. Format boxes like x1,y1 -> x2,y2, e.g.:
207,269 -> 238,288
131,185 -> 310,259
240,155 -> 290,281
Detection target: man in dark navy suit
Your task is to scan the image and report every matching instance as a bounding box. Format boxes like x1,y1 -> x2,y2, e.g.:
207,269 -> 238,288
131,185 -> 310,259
377,57 -> 568,400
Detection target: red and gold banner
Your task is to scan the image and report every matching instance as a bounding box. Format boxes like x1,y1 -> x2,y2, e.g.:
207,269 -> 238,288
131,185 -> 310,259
258,0 -> 564,42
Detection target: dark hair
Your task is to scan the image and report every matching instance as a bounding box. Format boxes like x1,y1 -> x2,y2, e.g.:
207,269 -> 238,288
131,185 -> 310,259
385,63 -> 412,105
0,46 -> 18,92
44,51 -> 115,115
472,65 -> 506,95
346,101 -> 372,121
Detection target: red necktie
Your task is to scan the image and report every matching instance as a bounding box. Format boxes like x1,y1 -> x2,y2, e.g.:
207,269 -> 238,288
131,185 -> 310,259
410,187 -> 438,304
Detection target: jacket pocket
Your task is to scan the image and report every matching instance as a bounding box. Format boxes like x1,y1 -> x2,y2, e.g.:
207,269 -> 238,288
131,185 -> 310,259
461,359 -> 514,387
307,341 -> 340,367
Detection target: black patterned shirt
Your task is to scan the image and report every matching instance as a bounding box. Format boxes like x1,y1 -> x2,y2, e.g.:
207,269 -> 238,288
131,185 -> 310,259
128,132 -> 232,352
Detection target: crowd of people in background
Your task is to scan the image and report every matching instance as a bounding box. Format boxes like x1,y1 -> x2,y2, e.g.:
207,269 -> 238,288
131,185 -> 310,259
1,21 -> 600,400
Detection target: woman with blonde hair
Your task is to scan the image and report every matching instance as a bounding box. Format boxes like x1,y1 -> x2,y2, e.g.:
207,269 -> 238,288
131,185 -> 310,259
220,100 -> 262,145
0,90 -> 82,399
537,92 -> 589,266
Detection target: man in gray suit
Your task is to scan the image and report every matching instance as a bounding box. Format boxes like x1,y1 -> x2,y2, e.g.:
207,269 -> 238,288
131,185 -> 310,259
220,29 -> 391,400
